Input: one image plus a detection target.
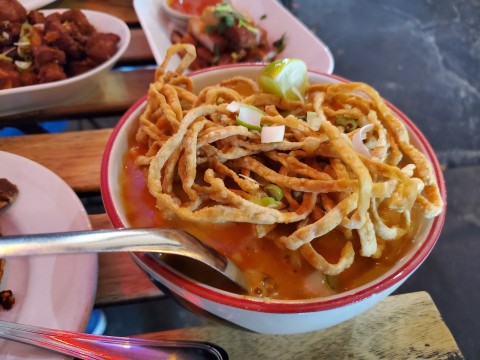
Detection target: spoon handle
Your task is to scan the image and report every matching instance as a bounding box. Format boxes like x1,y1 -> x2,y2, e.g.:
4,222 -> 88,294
0,320 -> 228,360
0,228 -> 226,271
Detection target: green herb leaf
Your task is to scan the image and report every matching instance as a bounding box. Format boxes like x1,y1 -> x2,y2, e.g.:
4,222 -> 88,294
273,33 -> 286,53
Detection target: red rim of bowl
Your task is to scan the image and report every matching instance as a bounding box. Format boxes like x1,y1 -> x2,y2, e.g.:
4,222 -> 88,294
101,64 -> 447,314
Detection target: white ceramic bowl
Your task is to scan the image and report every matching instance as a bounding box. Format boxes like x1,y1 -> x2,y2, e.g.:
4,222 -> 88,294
0,9 -> 130,117
101,65 -> 446,334
160,0 -> 191,30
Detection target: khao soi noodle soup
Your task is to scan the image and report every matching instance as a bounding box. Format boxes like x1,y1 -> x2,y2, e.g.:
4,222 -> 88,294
119,44 -> 444,300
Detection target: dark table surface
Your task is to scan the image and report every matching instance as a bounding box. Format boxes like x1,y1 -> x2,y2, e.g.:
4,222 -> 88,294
100,1 -> 479,358
300,1 -> 479,358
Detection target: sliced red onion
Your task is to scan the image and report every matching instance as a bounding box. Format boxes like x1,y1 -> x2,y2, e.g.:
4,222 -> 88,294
351,123 -> 374,158
261,125 -> 285,143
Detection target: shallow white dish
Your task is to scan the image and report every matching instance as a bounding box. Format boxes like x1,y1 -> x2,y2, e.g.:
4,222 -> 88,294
133,0 -> 334,73
0,9 -> 131,117
19,0 -> 56,10
0,151 -> 97,359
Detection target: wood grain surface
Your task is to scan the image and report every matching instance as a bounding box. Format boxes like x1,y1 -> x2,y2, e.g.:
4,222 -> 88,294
89,214 -> 163,306
0,129 -> 112,192
139,292 -> 464,360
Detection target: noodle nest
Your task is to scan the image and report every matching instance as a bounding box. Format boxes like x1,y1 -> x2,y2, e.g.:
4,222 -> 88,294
134,44 -> 444,276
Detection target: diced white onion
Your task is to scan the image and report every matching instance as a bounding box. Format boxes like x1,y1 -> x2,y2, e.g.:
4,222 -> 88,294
306,111 -> 322,131
261,125 -> 285,143
226,101 -> 241,112
351,123 -> 374,158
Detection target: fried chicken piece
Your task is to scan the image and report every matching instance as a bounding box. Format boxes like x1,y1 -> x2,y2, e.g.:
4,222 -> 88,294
61,9 -> 95,36
27,9 -> 46,24
67,58 -> 96,76
224,24 -> 260,50
0,61 -> 21,90
0,0 -> 27,23
32,45 -> 66,67
0,290 -> 15,310
85,32 -> 120,64
38,62 -> 66,83
20,69 -> 39,86
0,178 -> 19,209
44,16 -> 83,59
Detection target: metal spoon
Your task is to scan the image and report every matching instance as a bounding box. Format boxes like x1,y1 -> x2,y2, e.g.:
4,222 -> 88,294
0,320 -> 228,359
0,228 -> 248,290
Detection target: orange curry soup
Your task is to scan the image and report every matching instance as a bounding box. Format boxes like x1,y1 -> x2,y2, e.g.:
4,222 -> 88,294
120,119 -> 418,300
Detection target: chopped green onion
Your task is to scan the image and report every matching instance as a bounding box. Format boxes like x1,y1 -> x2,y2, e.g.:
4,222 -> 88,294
238,19 -> 259,34
236,118 -> 261,131
251,196 -> 280,207
264,184 -> 283,201
236,104 -> 264,131
260,14 -> 267,20
334,115 -> 358,132
20,22 -> 33,39
0,54 -> 13,62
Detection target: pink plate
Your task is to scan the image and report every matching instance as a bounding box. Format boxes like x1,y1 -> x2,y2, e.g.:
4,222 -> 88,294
0,151 -> 97,359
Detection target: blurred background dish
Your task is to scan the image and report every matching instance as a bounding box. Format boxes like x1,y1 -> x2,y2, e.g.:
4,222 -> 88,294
134,0 -> 334,73
0,151 -> 97,359
18,0 -> 55,11
0,8 -> 130,117
101,64 -> 446,334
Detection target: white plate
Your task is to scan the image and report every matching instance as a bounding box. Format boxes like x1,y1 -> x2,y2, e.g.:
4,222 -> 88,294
133,0 -> 334,73
0,9 -> 131,117
19,0 -> 56,10
0,151 -> 98,359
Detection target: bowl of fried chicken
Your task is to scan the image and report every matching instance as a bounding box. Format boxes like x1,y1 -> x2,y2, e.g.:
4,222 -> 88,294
0,0 -> 130,116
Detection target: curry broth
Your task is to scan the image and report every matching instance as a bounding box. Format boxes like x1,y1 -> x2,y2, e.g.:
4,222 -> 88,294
120,120 -> 417,300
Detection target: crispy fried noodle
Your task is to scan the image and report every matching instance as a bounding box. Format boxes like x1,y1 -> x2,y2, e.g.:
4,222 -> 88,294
134,44 -> 443,276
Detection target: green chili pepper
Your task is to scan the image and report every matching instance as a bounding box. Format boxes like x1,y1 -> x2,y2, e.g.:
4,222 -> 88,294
250,196 -> 280,207
264,184 -> 283,201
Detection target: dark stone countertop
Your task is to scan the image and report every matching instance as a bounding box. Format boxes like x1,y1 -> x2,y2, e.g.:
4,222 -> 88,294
104,2 -> 479,359
292,0 -> 479,357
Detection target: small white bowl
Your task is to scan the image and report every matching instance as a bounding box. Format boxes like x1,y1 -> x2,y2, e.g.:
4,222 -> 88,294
0,9 -> 130,117
160,0 -> 191,30
101,65 -> 446,334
